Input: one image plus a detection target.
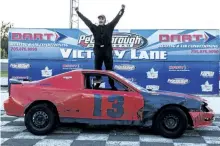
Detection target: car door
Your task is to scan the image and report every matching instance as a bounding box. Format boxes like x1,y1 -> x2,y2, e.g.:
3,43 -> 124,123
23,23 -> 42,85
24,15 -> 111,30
83,89 -> 140,121
82,73 -> 143,122
59,72 -> 144,124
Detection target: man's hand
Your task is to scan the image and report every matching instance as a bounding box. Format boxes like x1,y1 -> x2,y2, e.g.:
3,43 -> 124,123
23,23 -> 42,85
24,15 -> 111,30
121,4 -> 125,10
75,7 -> 79,12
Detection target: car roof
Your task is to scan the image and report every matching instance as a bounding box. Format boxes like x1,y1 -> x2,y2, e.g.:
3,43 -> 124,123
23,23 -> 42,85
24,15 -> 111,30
35,69 -> 116,84
69,69 -> 113,74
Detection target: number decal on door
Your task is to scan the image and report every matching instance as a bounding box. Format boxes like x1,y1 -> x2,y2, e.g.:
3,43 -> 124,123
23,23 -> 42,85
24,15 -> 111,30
93,94 -> 102,116
93,94 -> 124,118
107,95 -> 124,118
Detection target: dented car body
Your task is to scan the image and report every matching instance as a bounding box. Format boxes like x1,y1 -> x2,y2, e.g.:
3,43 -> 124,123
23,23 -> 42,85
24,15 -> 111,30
4,70 -> 214,138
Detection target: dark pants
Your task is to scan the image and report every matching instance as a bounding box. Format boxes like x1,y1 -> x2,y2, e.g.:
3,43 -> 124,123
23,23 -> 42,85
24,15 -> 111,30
94,46 -> 115,88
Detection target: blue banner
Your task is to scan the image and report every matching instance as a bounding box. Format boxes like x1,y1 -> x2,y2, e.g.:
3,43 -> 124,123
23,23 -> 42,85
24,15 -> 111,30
8,28 -> 220,94
8,59 -> 219,94
8,29 -> 219,61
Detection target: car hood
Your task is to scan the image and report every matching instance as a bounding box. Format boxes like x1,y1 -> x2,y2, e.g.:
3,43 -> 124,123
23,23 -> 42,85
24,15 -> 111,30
148,90 -> 207,102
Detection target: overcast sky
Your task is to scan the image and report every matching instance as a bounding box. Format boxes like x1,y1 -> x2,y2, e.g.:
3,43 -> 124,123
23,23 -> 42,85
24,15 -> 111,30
0,0 -> 220,29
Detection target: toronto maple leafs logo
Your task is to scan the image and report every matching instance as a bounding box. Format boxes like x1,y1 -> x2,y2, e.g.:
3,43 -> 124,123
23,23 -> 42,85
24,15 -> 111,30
147,68 -> 158,79
41,66 -> 52,77
201,81 -> 213,92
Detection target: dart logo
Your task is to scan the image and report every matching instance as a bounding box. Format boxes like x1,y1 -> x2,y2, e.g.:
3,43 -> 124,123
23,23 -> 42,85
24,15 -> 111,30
159,31 -> 216,43
11,31 -> 67,42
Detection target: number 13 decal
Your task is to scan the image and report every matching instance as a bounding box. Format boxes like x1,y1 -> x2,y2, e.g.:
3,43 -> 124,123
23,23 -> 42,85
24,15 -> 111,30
93,94 -> 124,118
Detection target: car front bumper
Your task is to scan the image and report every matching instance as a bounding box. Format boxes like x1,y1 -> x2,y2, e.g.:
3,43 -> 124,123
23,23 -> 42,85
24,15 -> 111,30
189,110 -> 214,128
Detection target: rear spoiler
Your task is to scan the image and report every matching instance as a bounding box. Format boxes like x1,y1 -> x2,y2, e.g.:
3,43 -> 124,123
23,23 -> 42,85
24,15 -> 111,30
9,78 -> 31,84
8,78 -> 31,95
9,79 -> 23,84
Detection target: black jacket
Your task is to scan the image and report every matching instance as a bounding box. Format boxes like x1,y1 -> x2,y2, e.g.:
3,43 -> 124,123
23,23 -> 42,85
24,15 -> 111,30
77,9 -> 124,50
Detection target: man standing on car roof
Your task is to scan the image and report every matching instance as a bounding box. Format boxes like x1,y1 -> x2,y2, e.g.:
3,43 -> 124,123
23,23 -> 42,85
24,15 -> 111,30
75,4 -> 125,89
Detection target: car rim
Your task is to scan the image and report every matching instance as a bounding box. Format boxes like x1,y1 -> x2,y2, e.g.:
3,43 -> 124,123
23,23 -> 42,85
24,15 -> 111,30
163,114 -> 179,130
32,111 -> 49,129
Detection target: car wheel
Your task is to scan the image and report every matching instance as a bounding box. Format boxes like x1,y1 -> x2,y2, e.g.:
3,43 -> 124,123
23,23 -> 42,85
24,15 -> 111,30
25,104 -> 57,135
153,106 -> 188,138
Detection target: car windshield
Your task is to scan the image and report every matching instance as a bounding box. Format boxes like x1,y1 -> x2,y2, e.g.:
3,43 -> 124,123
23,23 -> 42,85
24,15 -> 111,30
110,71 -> 147,91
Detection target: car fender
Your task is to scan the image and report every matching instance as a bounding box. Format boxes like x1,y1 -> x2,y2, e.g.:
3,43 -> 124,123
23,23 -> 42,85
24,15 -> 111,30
140,91 -> 202,126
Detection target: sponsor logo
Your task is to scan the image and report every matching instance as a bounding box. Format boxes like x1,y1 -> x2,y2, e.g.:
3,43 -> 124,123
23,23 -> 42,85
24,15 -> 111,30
201,81 -> 213,92
200,71 -> 215,78
11,31 -> 67,42
41,66 -> 52,77
114,64 -> 135,71
168,65 -> 190,72
78,33 -> 148,50
10,63 -> 30,69
147,68 -> 158,79
11,76 -> 29,80
62,64 -> 81,70
63,76 -> 72,79
159,32 -> 216,43
146,85 -> 160,91
167,78 -> 189,85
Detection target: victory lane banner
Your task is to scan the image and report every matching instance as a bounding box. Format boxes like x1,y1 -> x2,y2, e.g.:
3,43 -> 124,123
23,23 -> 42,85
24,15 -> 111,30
8,28 -> 220,95
8,29 -> 219,61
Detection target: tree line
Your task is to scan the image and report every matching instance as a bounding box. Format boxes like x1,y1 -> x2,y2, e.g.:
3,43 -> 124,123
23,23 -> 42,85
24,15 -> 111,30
1,21 -> 13,59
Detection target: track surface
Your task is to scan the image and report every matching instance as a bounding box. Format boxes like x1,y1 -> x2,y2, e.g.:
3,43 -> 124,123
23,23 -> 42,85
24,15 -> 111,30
1,111 -> 220,146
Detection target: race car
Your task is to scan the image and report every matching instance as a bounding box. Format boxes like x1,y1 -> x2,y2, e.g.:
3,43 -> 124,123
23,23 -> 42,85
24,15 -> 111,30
4,69 -> 214,138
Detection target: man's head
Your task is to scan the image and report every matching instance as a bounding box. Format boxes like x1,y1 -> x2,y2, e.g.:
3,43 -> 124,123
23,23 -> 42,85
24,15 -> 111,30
98,15 -> 106,25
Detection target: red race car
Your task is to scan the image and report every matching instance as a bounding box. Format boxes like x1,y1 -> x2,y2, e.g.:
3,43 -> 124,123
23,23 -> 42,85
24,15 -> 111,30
4,70 -> 214,138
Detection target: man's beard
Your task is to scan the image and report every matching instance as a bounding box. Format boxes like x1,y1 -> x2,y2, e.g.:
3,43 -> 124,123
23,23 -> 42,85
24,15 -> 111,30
99,22 -> 104,25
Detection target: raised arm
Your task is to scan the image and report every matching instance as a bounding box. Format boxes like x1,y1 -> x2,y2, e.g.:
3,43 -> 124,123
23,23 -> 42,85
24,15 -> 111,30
75,7 -> 95,31
109,4 -> 125,29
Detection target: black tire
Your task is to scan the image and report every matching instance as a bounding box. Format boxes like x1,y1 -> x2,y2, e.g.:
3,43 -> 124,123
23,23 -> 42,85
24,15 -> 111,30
153,106 -> 188,138
25,104 -> 57,135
